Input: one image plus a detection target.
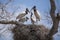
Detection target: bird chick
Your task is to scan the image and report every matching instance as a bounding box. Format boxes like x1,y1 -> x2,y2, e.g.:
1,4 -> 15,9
32,6 -> 40,21
18,17 -> 29,23
30,12 -> 36,24
16,8 -> 29,20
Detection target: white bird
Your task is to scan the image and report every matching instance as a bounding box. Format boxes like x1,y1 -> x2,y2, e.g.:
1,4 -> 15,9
31,6 -> 40,21
16,8 -> 29,20
30,12 -> 36,24
19,17 -> 29,23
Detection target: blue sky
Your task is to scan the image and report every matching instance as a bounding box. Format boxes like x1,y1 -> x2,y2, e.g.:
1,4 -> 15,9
0,0 -> 60,12
0,0 -> 50,13
11,0 -> 50,13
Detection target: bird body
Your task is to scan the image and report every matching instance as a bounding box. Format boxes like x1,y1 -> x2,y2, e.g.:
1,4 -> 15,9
16,13 -> 27,19
31,16 -> 36,24
16,8 -> 29,20
33,10 -> 40,21
30,12 -> 36,24
32,6 -> 40,21
19,17 -> 29,23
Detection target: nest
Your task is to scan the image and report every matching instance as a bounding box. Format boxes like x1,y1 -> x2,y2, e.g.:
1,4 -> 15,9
12,24 -> 53,40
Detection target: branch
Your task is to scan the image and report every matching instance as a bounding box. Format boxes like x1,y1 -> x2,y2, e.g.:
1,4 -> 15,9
0,20 -> 20,25
50,0 -> 56,21
47,0 -> 59,37
12,6 -> 20,15
5,0 -> 12,6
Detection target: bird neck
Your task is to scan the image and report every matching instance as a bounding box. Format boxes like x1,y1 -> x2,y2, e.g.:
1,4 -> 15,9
33,8 -> 36,11
33,9 -> 36,12
25,11 -> 28,14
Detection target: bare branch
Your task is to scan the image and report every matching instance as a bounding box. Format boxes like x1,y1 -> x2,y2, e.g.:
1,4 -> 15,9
0,20 -> 20,25
47,0 -> 60,37
12,6 -> 20,15
5,0 -> 12,6
50,0 -> 56,21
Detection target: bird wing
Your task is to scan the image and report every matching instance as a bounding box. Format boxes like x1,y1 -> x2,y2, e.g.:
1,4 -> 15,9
34,10 -> 41,21
37,10 -> 41,17
31,15 -> 36,22
16,13 -> 26,19
19,17 -> 26,23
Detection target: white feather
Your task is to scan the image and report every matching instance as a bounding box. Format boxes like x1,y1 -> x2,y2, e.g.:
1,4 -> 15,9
31,15 -> 36,22
37,10 -> 41,17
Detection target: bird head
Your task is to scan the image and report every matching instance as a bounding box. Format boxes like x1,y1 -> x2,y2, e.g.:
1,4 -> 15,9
30,6 -> 36,12
25,8 -> 30,14
33,6 -> 36,8
32,6 -> 36,10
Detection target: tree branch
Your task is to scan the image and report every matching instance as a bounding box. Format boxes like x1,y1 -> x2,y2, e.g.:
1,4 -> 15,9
47,0 -> 59,37
5,0 -> 12,6
50,0 -> 56,21
0,20 -> 20,25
